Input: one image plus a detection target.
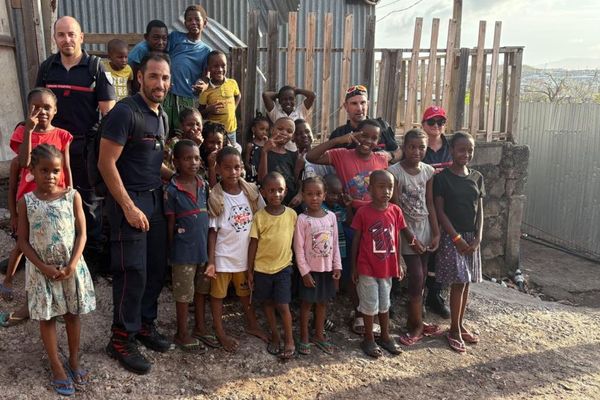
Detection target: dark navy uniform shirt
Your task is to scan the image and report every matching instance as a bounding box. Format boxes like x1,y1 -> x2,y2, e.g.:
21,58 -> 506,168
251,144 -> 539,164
423,134 -> 452,173
101,94 -> 166,192
164,175 -> 209,265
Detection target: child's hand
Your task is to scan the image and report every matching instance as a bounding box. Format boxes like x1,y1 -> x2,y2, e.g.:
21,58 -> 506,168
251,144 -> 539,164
427,234 -> 440,252
25,105 -> 41,131
289,192 -> 303,208
351,268 -> 358,285
205,264 -> 216,279
336,132 -> 360,146
302,273 -> 316,288
9,215 -> 18,235
192,79 -> 208,94
454,237 -> 471,254
56,265 -> 76,281
206,101 -> 225,115
40,264 -> 62,280
397,264 -> 406,280
262,138 -> 277,152
410,238 -> 427,254
465,237 -> 481,255
207,150 -> 218,169
247,271 -> 254,291
332,270 -> 341,280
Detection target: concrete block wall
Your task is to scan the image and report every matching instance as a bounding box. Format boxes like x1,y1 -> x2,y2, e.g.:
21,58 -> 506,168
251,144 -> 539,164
471,142 -> 530,277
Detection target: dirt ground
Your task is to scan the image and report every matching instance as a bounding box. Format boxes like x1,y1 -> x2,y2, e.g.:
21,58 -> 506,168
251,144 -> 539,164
0,230 -> 599,400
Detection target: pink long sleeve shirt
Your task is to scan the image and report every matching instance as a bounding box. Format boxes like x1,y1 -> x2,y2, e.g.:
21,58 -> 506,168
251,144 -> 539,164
293,211 -> 342,277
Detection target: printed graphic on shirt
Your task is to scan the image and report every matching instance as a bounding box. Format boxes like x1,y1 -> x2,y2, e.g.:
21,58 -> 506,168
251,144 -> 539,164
311,226 -> 333,257
345,171 -> 370,201
401,182 -> 426,218
228,205 -> 252,232
369,220 -> 396,259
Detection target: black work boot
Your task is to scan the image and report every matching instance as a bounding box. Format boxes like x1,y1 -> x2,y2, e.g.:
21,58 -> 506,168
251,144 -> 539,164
106,327 -> 151,375
425,277 -> 450,319
137,322 -> 172,353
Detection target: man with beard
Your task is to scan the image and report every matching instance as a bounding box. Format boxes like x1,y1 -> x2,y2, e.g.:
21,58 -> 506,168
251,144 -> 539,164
98,53 -> 173,374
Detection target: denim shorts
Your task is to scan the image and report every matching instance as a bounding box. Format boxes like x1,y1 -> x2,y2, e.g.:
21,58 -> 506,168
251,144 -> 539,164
252,266 -> 292,304
357,275 -> 392,316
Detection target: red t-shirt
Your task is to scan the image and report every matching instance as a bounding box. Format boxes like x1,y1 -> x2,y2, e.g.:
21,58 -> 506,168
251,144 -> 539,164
351,203 -> 407,278
10,125 -> 73,200
327,148 -> 389,209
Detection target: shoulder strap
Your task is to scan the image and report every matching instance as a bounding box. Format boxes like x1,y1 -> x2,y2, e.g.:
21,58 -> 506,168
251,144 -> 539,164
119,96 -> 146,139
40,53 -> 60,84
88,55 -> 101,89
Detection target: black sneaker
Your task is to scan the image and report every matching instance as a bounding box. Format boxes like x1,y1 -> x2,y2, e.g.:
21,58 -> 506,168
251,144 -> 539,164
137,323 -> 172,353
106,330 -> 151,375
426,290 -> 451,319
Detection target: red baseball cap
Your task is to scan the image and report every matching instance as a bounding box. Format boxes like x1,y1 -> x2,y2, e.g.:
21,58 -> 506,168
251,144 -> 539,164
421,106 -> 447,122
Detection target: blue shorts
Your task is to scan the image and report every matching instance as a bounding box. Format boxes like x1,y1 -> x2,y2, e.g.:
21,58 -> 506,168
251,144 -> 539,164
252,266 -> 292,304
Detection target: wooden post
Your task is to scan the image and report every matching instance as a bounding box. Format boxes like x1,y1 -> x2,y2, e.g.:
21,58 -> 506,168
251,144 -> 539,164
453,47 -> 470,131
419,59 -> 426,118
500,52 -> 510,133
320,13 -> 333,141
469,21 -> 486,136
506,48 -> 523,142
286,11 -> 297,86
479,53 -> 487,132
244,10 -> 259,146
397,59 -> 407,130
447,1 -> 463,129
20,0 -> 45,89
442,19 -> 457,118
423,18 -> 440,110
338,14 -> 353,126
363,15 -> 376,91
386,50 -> 400,129
267,10 -> 278,91
486,21 -> 502,141
376,52 -> 388,119
304,12 -> 316,126
405,17 -> 423,129
435,56 -> 442,105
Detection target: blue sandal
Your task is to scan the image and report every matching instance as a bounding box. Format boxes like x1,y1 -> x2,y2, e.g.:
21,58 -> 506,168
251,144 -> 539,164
63,361 -> 90,385
51,378 -> 75,396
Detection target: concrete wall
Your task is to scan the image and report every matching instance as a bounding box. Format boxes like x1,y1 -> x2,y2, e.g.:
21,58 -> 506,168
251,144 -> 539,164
471,142 -> 530,277
0,1 -> 24,161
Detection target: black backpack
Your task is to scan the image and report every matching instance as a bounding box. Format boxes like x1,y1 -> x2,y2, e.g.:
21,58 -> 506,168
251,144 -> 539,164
86,96 -> 167,196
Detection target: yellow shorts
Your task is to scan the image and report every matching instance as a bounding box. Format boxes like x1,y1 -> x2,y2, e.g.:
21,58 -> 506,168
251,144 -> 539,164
210,271 -> 250,299
171,263 -> 211,303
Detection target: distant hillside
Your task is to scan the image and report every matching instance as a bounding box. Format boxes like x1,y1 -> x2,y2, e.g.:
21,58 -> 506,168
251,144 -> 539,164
534,58 -> 600,70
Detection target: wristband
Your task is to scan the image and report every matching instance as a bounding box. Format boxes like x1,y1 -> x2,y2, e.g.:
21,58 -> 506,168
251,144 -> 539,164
452,234 -> 462,243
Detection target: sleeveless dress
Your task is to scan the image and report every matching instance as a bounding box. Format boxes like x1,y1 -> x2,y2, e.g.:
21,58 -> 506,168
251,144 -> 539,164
25,189 -> 96,321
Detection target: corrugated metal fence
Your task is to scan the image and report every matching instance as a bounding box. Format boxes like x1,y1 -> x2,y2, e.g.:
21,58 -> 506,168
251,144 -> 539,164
518,102 -> 600,260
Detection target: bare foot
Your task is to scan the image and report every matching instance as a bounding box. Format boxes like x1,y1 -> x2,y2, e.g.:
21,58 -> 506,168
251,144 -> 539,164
217,333 -> 239,352
174,334 -> 196,346
245,326 -> 268,342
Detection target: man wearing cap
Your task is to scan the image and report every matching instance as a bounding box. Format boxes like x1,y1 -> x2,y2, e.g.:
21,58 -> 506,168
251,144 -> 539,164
329,85 -> 401,160
421,105 -> 452,318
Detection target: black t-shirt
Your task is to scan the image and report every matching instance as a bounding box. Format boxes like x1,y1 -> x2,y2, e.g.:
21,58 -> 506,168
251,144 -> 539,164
423,134 -> 452,172
36,51 -> 116,141
101,94 -> 166,192
328,118 -> 399,152
433,168 -> 485,232
266,150 -> 298,205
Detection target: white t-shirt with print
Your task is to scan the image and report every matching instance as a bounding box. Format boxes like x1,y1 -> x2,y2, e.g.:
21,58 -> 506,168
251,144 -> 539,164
209,191 -> 265,272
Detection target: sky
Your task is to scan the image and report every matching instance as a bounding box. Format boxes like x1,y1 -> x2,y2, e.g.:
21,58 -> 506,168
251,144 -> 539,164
374,0 -> 600,68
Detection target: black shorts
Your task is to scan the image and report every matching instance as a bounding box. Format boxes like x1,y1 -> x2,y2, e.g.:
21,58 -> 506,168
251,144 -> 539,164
253,266 -> 292,304
298,271 -> 336,304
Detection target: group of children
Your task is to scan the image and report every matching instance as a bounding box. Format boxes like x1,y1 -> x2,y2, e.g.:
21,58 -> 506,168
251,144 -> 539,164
0,6 -> 486,395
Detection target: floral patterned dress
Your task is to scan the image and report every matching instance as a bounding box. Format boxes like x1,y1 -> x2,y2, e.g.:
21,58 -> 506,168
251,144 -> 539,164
24,189 -> 96,321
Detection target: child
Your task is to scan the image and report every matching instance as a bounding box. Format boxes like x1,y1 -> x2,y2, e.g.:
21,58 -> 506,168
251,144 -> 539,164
164,140 -> 211,353
433,132 -> 484,353
258,117 -> 301,207
165,107 -> 204,170
262,86 -> 316,152
351,170 -> 418,358
17,144 -> 95,396
1,89 -> 73,326
199,50 -> 241,146
200,121 -> 226,187
206,146 -> 267,352
294,119 -> 334,180
293,177 -> 341,355
388,129 -> 441,346
244,113 -> 270,183
102,39 -> 133,101
248,172 -> 297,360
129,20 -> 169,93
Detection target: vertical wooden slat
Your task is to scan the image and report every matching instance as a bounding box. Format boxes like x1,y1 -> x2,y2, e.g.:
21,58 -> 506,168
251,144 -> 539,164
419,59 -> 426,118
423,18 -> 440,109
442,19 -> 457,119
507,48 -> 523,142
339,14 -> 353,126
453,47 -> 470,131
405,17 -> 423,129
386,51 -> 400,129
479,53 -> 487,131
320,13 -> 333,141
486,21 -> 502,140
267,10 -> 278,91
500,52 -> 510,133
435,56 -> 442,105
363,15 -> 376,91
286,11 -> 297,86
468,53 -> 476,128
396,59 -> 407,130
376,53 -> 388,118
244,10 -> 259,146
469,21 -> 486,135
304,12 -> 316,126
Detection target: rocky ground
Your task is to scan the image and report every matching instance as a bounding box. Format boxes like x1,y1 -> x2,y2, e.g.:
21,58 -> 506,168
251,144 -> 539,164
0,229 -> 598,400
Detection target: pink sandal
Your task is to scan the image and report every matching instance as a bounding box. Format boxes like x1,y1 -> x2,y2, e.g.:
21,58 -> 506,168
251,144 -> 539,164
398,331 -> 424,346
446,333 -> 466,353
461,331 -> 480,344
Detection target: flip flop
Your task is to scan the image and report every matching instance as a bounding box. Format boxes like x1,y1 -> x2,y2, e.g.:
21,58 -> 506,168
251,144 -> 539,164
0,311 -> 27,328
51,378 -> 75,396
192,333 -> 222,349
174,338 -> 207,353
461,331 -> 480,344
376,337 -> 402,355
63,361 -> 90,386
423,323 -> 444,337
446,333 -> 466,353
311,338 -> 334,355
351,316 -> 381,337
0,283 -> 14,301
398,331 -> 424,346
296,341 -> 311,355
324,319 -> 336,332
279,347 -> 296,361
360,340 -> 382,358
266,341 -> 281,356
